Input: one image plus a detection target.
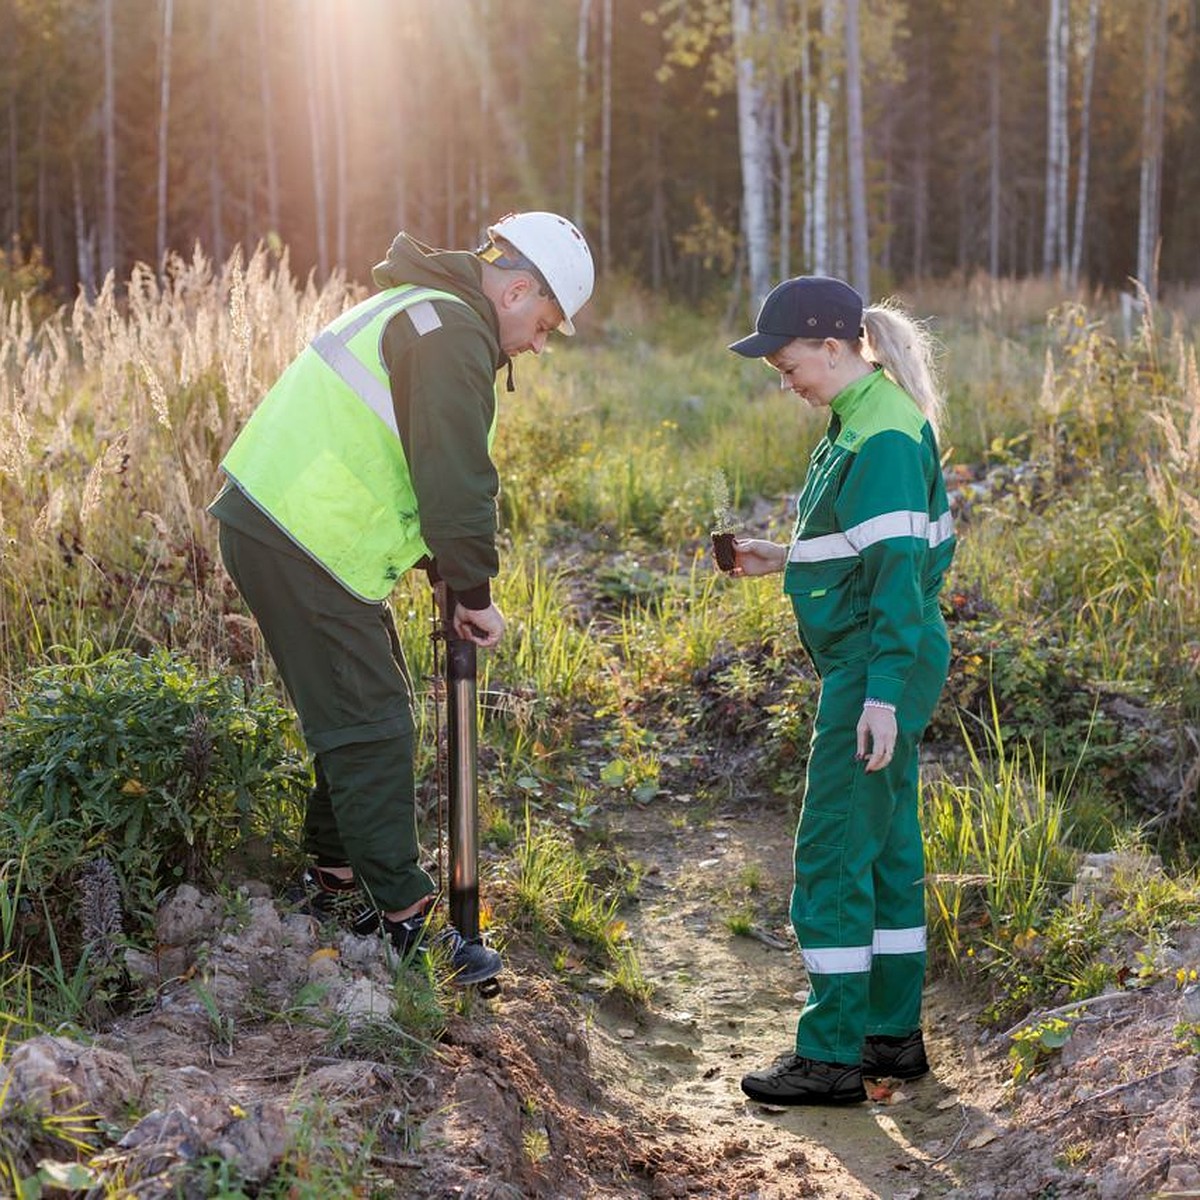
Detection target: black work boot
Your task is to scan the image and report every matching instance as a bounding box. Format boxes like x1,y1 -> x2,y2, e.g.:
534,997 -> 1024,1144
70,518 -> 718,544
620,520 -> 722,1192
861,1029 -> 930,1080
296,865 -> 379,935
740,1054 -> 867,1106
383,910 -> 503,988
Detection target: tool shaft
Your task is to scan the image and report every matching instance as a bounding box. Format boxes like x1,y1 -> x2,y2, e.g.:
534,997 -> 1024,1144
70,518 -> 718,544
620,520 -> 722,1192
445,627 -> 480,939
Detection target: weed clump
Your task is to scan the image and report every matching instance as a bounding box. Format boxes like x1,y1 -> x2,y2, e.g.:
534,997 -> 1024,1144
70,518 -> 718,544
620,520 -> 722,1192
0,647 -> 309,957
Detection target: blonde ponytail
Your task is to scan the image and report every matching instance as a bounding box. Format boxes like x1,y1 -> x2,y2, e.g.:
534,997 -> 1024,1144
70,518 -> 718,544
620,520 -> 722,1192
861,300 -> 944,437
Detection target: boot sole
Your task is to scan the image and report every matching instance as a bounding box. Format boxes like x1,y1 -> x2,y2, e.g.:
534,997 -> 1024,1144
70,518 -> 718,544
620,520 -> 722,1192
741,1085 -> 867,1106
862,1061 -> 930,1082
451,965 -> 503,987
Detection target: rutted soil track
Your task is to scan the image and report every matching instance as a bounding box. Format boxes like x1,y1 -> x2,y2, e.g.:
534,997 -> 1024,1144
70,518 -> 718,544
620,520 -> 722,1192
7,788 -> 1199,1198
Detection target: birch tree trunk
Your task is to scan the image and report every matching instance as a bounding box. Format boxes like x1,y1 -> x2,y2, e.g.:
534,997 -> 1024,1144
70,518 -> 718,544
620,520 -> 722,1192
770,1 -> 799,281
155,0 -> 173,270
813,0 -> 839,276
988,14 -> 1001,277
844,0 -> 868,296
37,80 -> 49,253
1136,0 -> 1167,296
912,35 -> 929,280
100,0 -> 116,282
649,106 -> 666,291
1043,0 -> 1069,277
444,107 -> 456,248
72,155 -> 95,299
1042,0 -> 1059,274
774,70 -> 798,281
573,0 -> 592,230
37,82 -> 47,250
7,88 -> 17,239
304,10 -> 328,278
476,0 -> 492,231
208,5 -> 224,266
1054,1 -> 1070,273
256,0 -> 280,235
600,0 -> 612,273
1069,0 -> 1100,288
799,0 -> 814,271
327,26 -> 347,267
732,0 -> 772,310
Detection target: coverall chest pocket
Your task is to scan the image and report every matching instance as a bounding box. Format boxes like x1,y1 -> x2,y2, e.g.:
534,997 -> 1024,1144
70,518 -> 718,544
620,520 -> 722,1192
785,558 -> 862,655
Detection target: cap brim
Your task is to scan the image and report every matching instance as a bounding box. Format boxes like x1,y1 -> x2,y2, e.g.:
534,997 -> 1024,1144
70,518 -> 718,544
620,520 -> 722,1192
556,313 -> 575,336
728,330 -> 792,358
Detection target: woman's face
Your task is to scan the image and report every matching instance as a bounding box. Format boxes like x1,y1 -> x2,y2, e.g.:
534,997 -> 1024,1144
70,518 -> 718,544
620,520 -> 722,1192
766,339 -> 835,407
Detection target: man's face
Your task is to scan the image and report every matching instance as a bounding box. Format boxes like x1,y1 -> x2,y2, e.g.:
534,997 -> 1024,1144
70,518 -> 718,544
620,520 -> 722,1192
495,276 -> 563,357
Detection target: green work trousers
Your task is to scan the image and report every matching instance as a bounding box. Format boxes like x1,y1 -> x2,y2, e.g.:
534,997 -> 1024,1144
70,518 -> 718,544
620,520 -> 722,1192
218,521 -> 436,913
791,618 -> 951,1065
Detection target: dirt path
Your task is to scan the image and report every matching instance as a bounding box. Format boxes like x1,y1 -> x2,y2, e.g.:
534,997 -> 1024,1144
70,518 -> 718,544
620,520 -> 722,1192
21,779 -> 1191,1195
586,797 -> 1009,1199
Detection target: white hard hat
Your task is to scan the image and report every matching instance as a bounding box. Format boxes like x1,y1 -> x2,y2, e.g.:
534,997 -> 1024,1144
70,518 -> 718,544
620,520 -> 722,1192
486,211 -> 595,335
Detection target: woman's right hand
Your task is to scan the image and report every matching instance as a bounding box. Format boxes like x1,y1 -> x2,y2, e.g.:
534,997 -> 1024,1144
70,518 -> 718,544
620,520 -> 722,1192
729,538 -> 788,577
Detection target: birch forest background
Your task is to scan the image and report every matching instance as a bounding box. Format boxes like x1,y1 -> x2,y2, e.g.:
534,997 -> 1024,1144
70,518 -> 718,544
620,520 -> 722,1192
6,4 -> 1200,1194
0,0 -> 1196,310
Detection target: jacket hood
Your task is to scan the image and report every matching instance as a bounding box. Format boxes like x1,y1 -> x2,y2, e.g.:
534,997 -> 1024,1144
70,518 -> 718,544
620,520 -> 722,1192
372,233 -> 499,345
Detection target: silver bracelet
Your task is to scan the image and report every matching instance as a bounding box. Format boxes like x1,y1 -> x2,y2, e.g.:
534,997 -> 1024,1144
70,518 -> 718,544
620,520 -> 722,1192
863,698 -> 896,713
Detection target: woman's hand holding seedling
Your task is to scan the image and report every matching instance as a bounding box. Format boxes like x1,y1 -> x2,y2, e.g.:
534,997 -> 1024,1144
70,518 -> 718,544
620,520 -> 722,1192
726,538 -> 787,577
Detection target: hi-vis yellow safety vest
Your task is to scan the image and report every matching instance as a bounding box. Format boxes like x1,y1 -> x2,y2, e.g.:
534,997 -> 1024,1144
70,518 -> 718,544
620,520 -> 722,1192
221,285 -> 497,601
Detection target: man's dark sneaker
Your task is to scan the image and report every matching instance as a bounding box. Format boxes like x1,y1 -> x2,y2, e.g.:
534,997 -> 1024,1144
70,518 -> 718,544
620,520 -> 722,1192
297,865 -> 379,936
383,912 -> 503,987
740,1055 -> 867,1106
861,1030 -> 930,1081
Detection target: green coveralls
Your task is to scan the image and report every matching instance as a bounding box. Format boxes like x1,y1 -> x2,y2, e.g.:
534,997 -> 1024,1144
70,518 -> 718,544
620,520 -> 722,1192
210,237 -> 506,915
784,369 -> 956,1066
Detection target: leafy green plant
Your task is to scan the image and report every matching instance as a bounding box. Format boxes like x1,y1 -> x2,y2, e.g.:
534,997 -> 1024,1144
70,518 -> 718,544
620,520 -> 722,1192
932,621 -> 1144,788
0,648 -> 310,947
1173,1021 -> 1200,1055
1010,1015 -> 1072,1084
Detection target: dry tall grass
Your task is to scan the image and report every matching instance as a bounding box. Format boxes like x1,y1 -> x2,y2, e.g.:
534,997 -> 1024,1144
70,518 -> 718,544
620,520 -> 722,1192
3,254 -> 1199,712
0,246 -> 360,677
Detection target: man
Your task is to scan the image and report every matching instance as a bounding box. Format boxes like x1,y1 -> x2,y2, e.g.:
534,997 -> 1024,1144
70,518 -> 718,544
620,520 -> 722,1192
210,212 -> 594,985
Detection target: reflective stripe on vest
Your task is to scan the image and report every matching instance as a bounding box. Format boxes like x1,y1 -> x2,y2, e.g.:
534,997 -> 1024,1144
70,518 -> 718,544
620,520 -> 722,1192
220,284 -> 496,602
309,287 -> 452,437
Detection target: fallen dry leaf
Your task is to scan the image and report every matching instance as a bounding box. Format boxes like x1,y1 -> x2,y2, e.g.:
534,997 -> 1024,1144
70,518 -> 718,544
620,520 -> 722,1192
967,1127 -> 999,1148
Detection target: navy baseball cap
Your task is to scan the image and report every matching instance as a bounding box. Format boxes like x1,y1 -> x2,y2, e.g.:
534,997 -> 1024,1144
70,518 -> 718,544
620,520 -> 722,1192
729,276 -> 865,357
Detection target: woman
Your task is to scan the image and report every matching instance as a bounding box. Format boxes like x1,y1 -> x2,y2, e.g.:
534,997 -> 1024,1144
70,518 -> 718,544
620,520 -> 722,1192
726,275 -> 955,1106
